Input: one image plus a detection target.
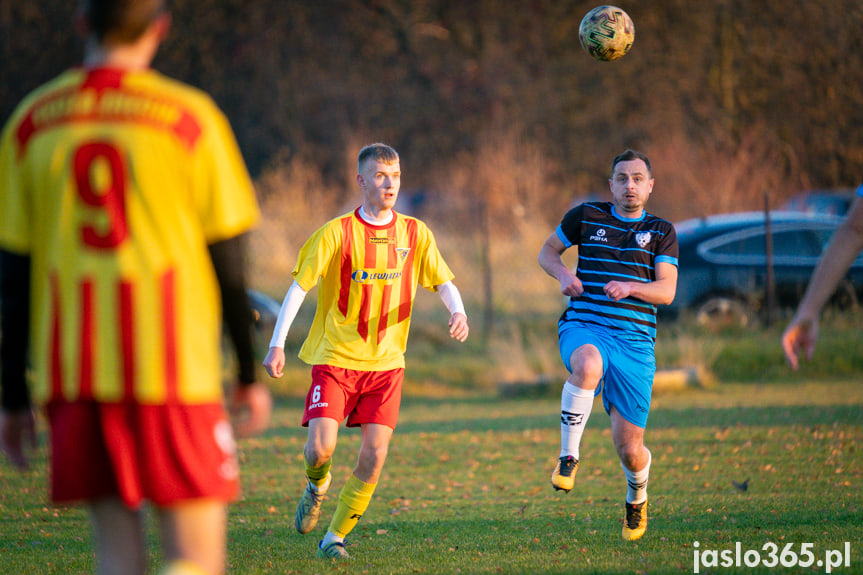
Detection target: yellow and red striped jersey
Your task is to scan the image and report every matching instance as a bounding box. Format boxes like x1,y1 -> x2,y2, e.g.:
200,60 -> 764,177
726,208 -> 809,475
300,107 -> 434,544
294,208 -> 454,370
0,67 -> 259,405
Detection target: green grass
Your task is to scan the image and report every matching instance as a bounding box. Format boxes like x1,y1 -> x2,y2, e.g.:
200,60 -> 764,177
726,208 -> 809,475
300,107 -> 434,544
655,310 -> 863,385
2,379 -> 861,574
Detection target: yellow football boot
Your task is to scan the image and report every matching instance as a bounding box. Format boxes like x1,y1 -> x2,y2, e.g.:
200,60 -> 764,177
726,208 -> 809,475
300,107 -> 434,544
551,456 -> 579,493
622,498 -> 647,541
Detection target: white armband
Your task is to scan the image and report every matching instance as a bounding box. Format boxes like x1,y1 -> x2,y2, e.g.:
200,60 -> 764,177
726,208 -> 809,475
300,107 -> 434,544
268,280 -> 309,349
436,281 -> 466,316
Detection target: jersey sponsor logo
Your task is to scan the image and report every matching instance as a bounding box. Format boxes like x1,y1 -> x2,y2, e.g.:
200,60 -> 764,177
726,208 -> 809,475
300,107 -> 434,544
351,269 -> 403,283
309,401 -> 329,409
369,237 -> 394,244
589,228 -> 608,242
635,231 -> 652,248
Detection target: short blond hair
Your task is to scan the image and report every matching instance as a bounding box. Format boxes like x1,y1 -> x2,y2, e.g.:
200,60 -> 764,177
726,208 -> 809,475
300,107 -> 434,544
357,143 -> 399,172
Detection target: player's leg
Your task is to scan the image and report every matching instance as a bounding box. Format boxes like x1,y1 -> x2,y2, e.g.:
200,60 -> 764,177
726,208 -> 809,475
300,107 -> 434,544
88,497 -> 147,575
554,327 -> 605,492
156,499 -> 227,575
49,402 -> 147,574
319,422 -> 392,559
318,368 -> 401,559
610,406 -> 650,541
298,366 -> 352,535
296,416 -> 339,534
602,335 -> 654,540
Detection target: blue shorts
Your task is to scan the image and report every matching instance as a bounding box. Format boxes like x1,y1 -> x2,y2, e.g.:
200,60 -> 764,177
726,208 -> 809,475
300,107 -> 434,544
558,323 -> 655,428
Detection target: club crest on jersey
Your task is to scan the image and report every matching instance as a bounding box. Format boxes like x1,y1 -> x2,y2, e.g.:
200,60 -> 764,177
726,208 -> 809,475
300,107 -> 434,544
396,247 -> 410,263
635,231 -> 652,248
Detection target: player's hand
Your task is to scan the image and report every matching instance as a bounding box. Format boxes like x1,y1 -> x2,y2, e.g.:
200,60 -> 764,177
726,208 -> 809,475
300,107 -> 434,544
782,316 -> 818,370
560,273 -> 584,298
0,408 -> 37,470
449,312 -> 469,342
263,346 -> 286,378
230,382 -> 272,437
603,280 -> 633,302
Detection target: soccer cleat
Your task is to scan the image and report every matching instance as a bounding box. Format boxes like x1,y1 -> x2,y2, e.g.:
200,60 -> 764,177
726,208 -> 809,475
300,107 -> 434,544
317,540 -> 350,559
551,455 -> 579,492
622,498 -> 648,541
295,474 -> 330,534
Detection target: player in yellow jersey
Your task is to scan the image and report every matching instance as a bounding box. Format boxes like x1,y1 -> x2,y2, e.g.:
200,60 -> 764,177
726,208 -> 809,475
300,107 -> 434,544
0,2 -> 271,574
263,143 -> 469,559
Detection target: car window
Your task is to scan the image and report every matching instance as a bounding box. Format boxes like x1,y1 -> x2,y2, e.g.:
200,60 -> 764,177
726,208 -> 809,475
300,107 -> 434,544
698,223 -> 830,265
707,232 -> 766,257
772,230 -> 820,257
810,227 -> 834,249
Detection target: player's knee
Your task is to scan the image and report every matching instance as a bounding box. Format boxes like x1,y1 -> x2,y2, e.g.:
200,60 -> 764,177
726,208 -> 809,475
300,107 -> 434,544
305,442 -> 336,466
358,442 -> 389,471
616,443 -> 646,471
569,350 -> 603,387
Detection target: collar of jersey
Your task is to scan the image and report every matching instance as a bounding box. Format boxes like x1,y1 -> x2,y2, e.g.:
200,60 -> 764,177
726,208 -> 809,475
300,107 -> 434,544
611,205 -> 646,222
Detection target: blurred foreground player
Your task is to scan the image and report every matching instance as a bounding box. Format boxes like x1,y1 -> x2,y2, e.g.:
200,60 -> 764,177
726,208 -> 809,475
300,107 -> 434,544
0,1 -> 271,573
782,185 -> 863,369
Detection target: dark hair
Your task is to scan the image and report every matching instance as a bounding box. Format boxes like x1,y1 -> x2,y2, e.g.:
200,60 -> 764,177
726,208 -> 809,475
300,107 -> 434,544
357,143 -> 399,171
611,149 -> 652,177
82,0 -> 165,44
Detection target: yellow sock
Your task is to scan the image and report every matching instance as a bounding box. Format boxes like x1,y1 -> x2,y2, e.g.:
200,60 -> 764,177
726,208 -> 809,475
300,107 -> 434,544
328,474 -> 376,538
159,560 -> 209,575
305,458 -> 332,490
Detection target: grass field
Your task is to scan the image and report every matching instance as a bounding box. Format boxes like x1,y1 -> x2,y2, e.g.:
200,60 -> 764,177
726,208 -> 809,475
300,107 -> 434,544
1,376 -> 861,574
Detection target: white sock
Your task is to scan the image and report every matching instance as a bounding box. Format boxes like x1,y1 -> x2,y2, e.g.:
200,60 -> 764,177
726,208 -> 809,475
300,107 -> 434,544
623,449 -> 651,504
321,530 -> 344,547
560,382 -> 595,460
310,474 -> 331,494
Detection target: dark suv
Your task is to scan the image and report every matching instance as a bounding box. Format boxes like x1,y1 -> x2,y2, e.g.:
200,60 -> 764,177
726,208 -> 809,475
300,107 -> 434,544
666,211 -> 863,327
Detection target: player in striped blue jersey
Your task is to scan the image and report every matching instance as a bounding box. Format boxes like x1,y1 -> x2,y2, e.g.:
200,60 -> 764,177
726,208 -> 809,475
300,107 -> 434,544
538,149 -> 678,541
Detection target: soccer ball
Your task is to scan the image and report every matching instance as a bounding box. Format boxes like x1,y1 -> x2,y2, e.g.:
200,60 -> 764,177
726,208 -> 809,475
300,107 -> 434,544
578,5 -> 635,62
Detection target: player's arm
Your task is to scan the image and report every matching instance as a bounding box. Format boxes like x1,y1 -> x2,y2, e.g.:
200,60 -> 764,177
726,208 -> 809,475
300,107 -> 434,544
604,261 -> 678,305
263,280 -> 309,378
783,196 -> 863,369
209,234 -> 271,436
435,281 -> 469,342
0,249 -> 37,469
538,231 -> 583,298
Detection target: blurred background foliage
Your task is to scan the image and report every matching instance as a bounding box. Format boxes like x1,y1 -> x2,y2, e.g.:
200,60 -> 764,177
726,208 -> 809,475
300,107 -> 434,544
2,0 -> 862,360
2,0 -> 861,217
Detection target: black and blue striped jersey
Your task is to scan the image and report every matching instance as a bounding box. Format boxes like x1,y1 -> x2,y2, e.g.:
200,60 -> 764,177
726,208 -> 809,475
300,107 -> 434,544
556,202 -> 679,342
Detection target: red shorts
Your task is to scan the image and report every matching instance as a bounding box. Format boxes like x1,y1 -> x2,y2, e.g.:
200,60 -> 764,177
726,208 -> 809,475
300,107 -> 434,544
302,365 -> 404,429
46,401 -> 239,508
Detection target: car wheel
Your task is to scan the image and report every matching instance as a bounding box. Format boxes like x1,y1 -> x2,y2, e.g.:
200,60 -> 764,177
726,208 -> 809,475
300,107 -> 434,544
695,296 -> 752,329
